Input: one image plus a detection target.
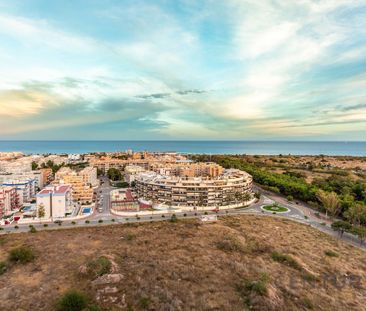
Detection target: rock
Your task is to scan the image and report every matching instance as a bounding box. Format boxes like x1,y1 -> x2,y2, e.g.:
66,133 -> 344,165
100,286 -> 119,294
92,273 -> 124,286
78,264 -> 88,275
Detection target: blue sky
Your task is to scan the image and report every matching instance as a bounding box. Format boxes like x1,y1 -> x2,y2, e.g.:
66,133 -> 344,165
0,0 -> 366,140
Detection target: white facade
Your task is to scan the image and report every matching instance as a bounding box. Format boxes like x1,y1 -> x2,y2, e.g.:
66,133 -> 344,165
2,178 -> 36,206
36,185 -> 73,219
125,165 -> 146,183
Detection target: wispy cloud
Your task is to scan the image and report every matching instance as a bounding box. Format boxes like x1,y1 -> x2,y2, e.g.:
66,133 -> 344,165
0,0 -> 366,140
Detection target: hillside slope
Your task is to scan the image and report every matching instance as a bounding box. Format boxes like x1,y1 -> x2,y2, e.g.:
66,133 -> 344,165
0,216 -> 365,311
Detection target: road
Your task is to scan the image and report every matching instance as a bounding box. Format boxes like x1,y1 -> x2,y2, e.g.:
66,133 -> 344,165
1,182 -> 365,251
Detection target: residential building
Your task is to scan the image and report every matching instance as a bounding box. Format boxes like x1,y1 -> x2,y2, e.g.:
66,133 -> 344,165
135,168 -> 253,208
124,165 -> 146,183
56,167 -> 93,204
79,166 -> 98,187
2,178 -> 37,205
36,185 -> 73,219
0,186 -> 20,217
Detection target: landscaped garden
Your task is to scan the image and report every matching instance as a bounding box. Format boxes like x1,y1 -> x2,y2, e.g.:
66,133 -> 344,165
261,204 -> 289,213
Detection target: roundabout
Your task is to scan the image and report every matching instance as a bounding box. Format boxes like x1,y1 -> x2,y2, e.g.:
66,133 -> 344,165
261,204 -> 290,213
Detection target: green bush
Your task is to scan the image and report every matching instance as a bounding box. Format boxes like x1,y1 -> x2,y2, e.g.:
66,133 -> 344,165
111,218 -> 115,222
138,297 -> 151,309
86,256 -> 112,278
170,214 -> 178,223
14,225 -> 19,229
237,273 -> 269,298
98,219 -> 103,223
85,220 -> 90,224
9,246 -> 35,264
43,223 -> 48,227
56,289 -> 88,311
324,250 -> 339,257
71,221 -> 76,225
271,251 -> 302,270
0,261 -> 7,275
29,226 -> 37,233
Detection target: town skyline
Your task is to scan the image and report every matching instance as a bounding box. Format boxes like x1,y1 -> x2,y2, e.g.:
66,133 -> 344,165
1,0 -> 366,140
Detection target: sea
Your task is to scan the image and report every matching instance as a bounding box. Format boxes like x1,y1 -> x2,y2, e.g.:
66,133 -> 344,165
0,141 -> 365,156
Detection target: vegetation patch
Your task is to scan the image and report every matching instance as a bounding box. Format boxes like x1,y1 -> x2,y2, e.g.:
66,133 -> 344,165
0,261 -> 7,275
86,256 -> 112,278
271,251 -> 302,270
56,289 -> 89,311
216,237 -> 244,253
236,273 -> 269,306
324,250 -> 339,257
138,297 -> 151,309
262,204 -> 289,213
8,246 -> 35,264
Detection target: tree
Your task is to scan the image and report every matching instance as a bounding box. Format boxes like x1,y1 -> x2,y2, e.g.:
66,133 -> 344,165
350,226 -> 366,245
243,192 -> 251,202
107,168 -> 122,181
331,220 -> 352,238
316,190 -> 341,219
38,204 -> 45,220
31,161 -> 38,170
345,204 -> 366,226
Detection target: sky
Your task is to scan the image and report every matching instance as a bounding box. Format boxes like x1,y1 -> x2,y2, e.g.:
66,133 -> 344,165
0,0 -> 366,141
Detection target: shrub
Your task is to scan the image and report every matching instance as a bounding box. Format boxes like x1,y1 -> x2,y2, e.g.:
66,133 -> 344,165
86,256 -> 112,278
324,250 -> 339,257
0,261 -> 7,275
0,227 -> 3,231
161,214 -> 165,218
125,218 -> 129,221
43,223 -> 48,227
237,273 -> 269,298
14,225 -> 19,229
204,211 -> 208,215
98,219 -> 103,223
183,213 -> 187,217
126,233 -> 135,241
9,246 -> 35,264
29,226 -> 37,233
138,297 -> 151,309
287,195 -> 294,201
271,251 -> 301,270
28,224 -> 33,228
85,220 -> 90,224
56,289 -> 88,311
216,237 -> 244,253
71,221 -> 76,225
170,214 -> 178,223
111,218 -> 115,222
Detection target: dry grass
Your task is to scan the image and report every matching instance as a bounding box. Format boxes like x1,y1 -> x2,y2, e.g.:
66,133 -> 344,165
0,215 -> 365,311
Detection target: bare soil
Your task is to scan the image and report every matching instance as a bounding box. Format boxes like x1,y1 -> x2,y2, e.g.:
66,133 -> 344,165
0,215 -> 365,311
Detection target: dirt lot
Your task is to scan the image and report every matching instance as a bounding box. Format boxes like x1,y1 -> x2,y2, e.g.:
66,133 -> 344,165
1,216 -> 366,311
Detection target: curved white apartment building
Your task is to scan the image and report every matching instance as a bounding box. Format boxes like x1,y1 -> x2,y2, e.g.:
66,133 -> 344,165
135,168 -> 252,208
